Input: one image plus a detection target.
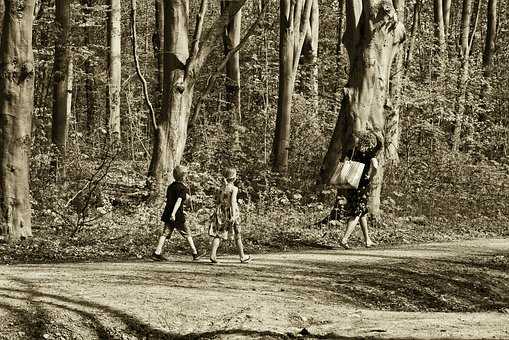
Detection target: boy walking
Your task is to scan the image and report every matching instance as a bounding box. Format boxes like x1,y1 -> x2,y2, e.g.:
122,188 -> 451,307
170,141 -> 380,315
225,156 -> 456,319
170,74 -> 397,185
152,165 -> 202,261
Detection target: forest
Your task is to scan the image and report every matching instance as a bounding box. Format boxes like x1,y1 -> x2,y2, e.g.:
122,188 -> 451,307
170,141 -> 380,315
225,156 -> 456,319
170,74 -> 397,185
0,0 -> 508,262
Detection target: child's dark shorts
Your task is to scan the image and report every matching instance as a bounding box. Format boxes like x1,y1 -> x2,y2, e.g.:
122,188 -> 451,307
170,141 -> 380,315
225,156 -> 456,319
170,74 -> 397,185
164,221 -> 192,237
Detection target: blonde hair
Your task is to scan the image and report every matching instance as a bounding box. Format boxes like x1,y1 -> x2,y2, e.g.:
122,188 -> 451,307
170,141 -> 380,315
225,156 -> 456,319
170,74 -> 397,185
223,168 -> 237,182
173,165 -> 187,181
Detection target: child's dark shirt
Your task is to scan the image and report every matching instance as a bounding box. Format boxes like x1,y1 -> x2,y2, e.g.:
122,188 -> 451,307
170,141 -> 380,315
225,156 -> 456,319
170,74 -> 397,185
161,181 -> 189,225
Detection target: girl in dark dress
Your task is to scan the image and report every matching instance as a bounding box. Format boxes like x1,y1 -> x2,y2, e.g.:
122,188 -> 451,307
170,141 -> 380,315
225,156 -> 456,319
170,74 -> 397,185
339,132 -> 380,249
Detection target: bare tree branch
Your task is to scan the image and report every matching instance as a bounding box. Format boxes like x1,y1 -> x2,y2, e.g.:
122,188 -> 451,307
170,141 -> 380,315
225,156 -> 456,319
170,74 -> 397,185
191,0 -> 210,59
130,0 -> 158,130
186,0 -> 249,80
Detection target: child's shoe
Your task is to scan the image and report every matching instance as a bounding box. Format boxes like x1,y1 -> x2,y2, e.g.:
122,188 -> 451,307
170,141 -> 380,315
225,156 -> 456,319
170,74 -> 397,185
151,252 -> 169,261
192,252 -> 204,261
240,255 -> 252,263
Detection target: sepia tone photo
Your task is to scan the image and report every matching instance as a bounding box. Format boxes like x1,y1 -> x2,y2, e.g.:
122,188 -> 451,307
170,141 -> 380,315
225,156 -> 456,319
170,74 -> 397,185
0,0 -> 508,338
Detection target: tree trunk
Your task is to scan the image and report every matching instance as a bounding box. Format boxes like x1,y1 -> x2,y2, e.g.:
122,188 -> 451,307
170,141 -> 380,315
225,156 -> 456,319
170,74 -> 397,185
0,0 -> 36,242
336,0 -> 345,77
452,0 -> 473,151
320,0 -> 405,218
483,0 -> 497,77
301,0 -> 319,115
443,0 -> 451,39
222,1 -> 242,122
386,0 -> 405,163
405,0 -> 420,67
272,0 -> 313,174
433,0 -> 446,72
154,0 -> 164,96
83,0 -> 96,133
147,0 -> 249,191
148,0 -> 192,189
109,0 -> 121,139
52,0 -> 71,179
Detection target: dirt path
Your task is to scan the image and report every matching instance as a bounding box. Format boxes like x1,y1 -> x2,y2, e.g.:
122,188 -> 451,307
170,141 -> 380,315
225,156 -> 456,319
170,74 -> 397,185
1,238 -> 508,340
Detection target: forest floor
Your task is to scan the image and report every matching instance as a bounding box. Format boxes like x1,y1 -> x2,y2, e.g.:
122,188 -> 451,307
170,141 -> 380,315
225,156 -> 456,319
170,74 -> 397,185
0,238 -> 508,340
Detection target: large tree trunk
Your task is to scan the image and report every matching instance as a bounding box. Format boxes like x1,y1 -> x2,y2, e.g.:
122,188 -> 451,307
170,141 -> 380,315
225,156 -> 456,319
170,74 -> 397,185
272,0 -> 313,174
52,0 -> 71,179
0,0 -> 36,242
109,0 -> 121,139
452,0 -> 473,152
147,0 -> 249,191
148,0 -> 192,189
320,0 -> 405,218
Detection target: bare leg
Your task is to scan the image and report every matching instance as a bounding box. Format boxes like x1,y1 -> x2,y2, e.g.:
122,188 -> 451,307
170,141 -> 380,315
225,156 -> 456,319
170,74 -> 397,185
235,233 -> 246,260
186,236 -> 198,255
341,216 -> 359,245
360,215 -> 374,247
155,225 -> 174,255
210,237 -> 220,262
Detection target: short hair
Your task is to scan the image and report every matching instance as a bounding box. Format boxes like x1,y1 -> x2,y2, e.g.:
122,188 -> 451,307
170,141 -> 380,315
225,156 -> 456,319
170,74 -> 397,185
223,168 -> 237,181
173,165 -> 187,181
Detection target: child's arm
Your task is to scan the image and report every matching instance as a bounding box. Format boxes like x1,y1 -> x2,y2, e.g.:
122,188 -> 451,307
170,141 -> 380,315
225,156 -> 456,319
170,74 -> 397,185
230,186 -> 240,221
171,197 -> 183,220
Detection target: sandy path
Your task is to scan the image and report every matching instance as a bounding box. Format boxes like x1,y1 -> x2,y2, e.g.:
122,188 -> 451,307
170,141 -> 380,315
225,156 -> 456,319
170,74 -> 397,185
1,238 -> 508,339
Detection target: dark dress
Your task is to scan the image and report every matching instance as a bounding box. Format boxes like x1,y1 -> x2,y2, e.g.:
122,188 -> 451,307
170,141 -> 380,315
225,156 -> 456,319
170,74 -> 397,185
342,151 -> 374,218
161,181 -> 189,227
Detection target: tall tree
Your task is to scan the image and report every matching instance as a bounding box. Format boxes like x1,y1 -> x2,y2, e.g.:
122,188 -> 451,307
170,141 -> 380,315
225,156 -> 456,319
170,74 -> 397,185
272,0 -> 313,174
109,0 -> 121,139
301,0 -> 319,114
222,0 -> 242,122
147,0 -> 251,190
386,0 -> 405,163
452,0 -> 473,151
82,0 -> 96,133
320,0 -> 405,217
483,0 -> 497,77
0,0 -> 36,242
52,0 -> 72,179
153,0 -> 164,97
433,0 -> 447,71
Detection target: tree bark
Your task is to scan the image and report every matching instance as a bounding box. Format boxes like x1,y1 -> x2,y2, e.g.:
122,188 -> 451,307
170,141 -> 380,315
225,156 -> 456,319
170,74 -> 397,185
147,0 -> 249,191
83,0 -> 96,133
433,0 -> 446,71
386,0 -> 405,164
0,0 -> 36,242
452,0 -> 473,151
222,1 -> 242,123
154,0 -> 164,96
320,0 -> 405,218
443,0 -> 451,39
109,0 -> 121,139
301,0 -> 319,115
405,0 -> 420,67
52,0 -> 71,179
482,0 -> 497,77
272,0 -> 313,174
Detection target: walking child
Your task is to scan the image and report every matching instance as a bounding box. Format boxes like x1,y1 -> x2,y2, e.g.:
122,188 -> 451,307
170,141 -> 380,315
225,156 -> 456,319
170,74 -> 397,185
152,165 -> 202,261
208,168 -> 251,264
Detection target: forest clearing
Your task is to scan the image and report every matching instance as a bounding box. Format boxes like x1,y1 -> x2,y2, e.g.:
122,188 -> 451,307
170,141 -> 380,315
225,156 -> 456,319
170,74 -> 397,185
1,0 -> 508,338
